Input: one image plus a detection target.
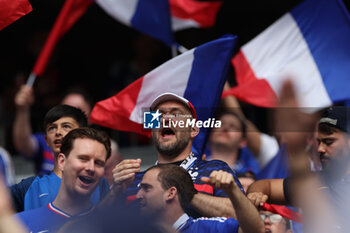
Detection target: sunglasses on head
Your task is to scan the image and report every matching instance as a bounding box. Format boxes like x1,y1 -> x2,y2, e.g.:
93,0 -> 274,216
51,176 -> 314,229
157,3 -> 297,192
260,213 -> 283,223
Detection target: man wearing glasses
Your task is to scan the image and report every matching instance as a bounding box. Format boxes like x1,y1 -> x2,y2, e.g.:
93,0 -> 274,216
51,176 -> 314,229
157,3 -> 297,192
259,211 -> 293,233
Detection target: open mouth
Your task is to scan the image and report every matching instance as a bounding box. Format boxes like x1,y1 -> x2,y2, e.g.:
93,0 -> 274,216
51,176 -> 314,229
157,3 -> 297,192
54,139 -> 62,146
79,176 -> 95,185
161,128 -> 175,137
264,228 -> 271,233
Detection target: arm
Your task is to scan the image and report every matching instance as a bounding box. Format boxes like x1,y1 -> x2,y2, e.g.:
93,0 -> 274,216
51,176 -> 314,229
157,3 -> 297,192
190,192 -> 236,218
222,82 -> 273,159
13,85 -> 36,157
202,170 -> 264,233
0,174 -> 28,233
246,179 -> 288,207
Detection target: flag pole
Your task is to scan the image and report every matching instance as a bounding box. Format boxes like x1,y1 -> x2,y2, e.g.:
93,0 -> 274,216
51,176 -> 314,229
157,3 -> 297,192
26,73 -> 37,88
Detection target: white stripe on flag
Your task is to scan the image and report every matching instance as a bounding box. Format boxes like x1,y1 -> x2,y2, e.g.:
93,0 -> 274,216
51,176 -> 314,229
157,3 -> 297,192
171,17 -> 200,31
96,0 -> 138,26
130,49 -> 195,123
241,13 -> 331,108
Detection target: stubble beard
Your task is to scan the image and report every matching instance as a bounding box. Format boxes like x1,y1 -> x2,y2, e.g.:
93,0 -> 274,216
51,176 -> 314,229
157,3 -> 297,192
154,133 -> 190,158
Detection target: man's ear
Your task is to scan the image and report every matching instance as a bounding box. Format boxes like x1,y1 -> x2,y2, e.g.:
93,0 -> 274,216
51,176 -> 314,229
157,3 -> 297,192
57,153 -> 66,172
165,187 -> 177,201
190,125 -> 200,138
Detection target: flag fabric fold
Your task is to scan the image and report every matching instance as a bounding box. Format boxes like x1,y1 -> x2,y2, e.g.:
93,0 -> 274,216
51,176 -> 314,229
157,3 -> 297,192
91,35 -> 237,156
170,0 -> 222,31
96,0 -> 174,46
0,0 -> 32,31
224,0 -> 350,108
32,0 -> 93,77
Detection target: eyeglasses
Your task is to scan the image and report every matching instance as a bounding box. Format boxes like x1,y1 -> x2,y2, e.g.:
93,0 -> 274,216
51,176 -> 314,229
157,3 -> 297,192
260,214 -> 283,223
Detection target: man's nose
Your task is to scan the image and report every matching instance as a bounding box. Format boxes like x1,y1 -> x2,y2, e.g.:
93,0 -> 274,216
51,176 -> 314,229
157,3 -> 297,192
318,143 -> 326,154
86,160 -> 95,174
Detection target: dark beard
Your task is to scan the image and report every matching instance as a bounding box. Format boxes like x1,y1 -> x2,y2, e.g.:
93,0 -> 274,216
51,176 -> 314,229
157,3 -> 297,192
154,135 -> 189,158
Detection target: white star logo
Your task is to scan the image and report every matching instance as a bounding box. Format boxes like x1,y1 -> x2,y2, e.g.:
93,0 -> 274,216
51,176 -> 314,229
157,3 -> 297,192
151,110 -> 162,122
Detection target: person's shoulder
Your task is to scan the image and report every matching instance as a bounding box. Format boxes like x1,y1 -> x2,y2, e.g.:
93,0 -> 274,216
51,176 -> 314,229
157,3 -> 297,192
12,176 -> 36,190
17,205 -> 48,219
189,217 -> 238,232
196,159 -> 232,170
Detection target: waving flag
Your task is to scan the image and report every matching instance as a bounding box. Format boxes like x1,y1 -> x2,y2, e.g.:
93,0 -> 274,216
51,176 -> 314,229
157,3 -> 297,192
32,0 -> 92,78
96,0 -> 174,46
0,0 -> 32,31
224,0 -> 350,108
170,0 -> 222,31
91,36 -> 237,156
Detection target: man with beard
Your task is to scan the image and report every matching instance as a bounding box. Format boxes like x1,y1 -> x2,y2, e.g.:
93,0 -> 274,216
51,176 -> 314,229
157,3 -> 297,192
112,93 -> 244,218
16,127 -> 111,233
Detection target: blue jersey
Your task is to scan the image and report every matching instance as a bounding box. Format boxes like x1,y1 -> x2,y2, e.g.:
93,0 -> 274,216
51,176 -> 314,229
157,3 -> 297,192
11,172 -> 109,212
17,203 -> 93,233
126,153 -> 244,217
175,214 -> 239,233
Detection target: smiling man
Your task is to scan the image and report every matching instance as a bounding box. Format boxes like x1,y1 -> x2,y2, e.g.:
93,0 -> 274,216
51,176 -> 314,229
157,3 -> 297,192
16,127 -> 111,233
113,93 -> 244,218
10,105 -> 109,212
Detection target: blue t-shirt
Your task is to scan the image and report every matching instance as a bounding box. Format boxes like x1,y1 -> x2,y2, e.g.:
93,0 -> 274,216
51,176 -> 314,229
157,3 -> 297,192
11,172 -> 109,212
175,214 -> 239,233
17,202 -> 93,233
29,133 -> 55,175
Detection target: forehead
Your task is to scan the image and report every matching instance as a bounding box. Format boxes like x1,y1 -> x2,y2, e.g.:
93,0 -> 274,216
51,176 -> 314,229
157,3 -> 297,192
142,168 -> 161,184
220,114 -> 242,125
156,101 -> 191,114
317,130 -> 347,140
259,210 -> 273,215
69,138 -> 107,159
47,117 -> 79,126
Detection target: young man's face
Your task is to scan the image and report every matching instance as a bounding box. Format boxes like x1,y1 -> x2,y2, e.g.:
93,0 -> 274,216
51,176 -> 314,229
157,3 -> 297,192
317,129 -> 350,169
45,117 -> 80,155
152,101 -> 196,158
136,168 -> 167,216
260,211 -> 292,233
210,114 -> 244,150
59,138 -> 107,197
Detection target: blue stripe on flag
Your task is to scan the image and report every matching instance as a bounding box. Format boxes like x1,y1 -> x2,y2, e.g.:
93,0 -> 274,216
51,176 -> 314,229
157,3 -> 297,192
291,0 -> 350,103
132,0 -> 174,46
184,35 -> 237,157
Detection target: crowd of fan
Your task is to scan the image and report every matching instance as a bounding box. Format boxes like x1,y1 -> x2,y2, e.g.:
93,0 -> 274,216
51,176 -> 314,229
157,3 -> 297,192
0,81 -> 349,233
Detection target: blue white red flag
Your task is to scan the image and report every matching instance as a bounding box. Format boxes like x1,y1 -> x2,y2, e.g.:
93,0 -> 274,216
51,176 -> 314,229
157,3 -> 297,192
96,0 -> 174,46
90,36 -> 237,156
170,0 -> 222,31
224,0 -> 350,108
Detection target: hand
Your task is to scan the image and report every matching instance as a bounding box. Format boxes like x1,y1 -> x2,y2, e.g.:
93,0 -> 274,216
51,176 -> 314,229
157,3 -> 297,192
201,170 -> 236,194
247,192 -> 268,208
112,159 -> 141,192
14,85 -> 34,110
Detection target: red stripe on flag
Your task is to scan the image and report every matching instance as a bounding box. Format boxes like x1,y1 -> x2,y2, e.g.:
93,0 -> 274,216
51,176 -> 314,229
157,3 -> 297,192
90,76 -> 152,137
222,51 -> 278,108
194,184 -> 213,194
33,0 -> 92,76
263,203 -> 303,222
170,0 -> 222,27
0,0 -> 32,31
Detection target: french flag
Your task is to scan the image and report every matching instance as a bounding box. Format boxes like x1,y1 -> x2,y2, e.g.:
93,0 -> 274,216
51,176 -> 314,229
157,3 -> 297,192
224,0 -> 350,108
90,36 -> 237,156
96,0 -> 174,46
170,0 -> 222,31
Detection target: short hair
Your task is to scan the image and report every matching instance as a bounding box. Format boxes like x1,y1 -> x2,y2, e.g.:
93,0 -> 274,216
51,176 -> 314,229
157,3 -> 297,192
146,164 -> 197,211
61,87 -> 94,109
60,127 -> 111,160
43,105 -> 88,130
218,111 -> 247,138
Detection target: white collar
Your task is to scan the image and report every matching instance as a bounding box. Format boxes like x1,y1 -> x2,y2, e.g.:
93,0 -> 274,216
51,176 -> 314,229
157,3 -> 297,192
173,213 -> 190,231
